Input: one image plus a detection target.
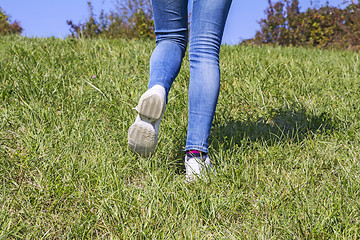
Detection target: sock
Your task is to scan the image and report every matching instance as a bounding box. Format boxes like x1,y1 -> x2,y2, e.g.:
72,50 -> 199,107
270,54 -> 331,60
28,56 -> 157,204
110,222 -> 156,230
186,150 -> 206,159
188,150 -> 200,154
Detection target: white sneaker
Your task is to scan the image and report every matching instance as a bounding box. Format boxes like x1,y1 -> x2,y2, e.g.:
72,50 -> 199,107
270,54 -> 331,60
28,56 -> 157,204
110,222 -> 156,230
185,152 -> 214,182
128,85 -> 166,157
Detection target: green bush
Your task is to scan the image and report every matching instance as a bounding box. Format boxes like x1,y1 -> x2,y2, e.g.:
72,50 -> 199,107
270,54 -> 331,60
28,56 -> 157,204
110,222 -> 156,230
67,1 -> 154,39
0,7 -> 22,35
251,0 -> 360,50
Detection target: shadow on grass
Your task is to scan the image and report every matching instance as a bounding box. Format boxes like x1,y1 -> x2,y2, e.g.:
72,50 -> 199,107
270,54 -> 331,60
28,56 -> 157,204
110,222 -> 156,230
168,104 -> 339,174
211,104 -> 339,150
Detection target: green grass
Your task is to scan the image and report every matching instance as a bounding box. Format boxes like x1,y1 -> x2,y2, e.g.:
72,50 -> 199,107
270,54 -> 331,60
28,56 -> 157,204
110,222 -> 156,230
1,35 -> 359,239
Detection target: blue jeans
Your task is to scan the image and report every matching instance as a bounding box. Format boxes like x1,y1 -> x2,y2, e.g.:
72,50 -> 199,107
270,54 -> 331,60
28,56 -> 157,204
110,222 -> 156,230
148,0 -> 232,153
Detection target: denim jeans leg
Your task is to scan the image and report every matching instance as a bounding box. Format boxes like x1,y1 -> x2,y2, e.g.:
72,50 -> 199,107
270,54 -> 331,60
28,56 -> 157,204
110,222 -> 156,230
148,0 -> 188,98
185,0 -> 232,153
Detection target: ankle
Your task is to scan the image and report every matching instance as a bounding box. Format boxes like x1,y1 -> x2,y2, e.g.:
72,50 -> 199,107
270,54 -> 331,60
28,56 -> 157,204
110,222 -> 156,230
186,150 -> 206,158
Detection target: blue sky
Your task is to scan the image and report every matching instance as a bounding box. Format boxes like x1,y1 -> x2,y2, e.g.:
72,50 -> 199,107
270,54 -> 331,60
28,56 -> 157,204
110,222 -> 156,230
0,0 -> 346,44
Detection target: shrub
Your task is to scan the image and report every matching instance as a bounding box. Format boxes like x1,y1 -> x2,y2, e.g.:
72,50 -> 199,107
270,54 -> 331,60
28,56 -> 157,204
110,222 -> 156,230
251,0 -> 360,50
67,1 -> 154,39
0,7 -> 22,35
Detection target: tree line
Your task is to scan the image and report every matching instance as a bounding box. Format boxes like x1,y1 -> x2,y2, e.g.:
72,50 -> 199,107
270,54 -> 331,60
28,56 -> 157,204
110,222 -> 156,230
66,0 -> 154,39
0,7 -> 22,35
1,0 -> 359,50
251,0 -> 360,50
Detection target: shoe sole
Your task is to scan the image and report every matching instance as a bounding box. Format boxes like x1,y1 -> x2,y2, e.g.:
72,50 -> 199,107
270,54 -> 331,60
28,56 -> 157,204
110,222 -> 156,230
128,92 -> 165,157
128,121 -> 156,157
137,93 -> 164,121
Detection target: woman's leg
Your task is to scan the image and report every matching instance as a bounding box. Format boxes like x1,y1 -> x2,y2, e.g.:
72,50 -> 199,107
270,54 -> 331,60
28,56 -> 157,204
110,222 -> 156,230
185,0 -> 232,153
128,0 -> 189,157
148,0 -> 189,97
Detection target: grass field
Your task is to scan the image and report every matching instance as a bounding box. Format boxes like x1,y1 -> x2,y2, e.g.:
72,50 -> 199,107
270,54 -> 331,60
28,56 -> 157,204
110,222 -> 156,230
1,35 -> 359,239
